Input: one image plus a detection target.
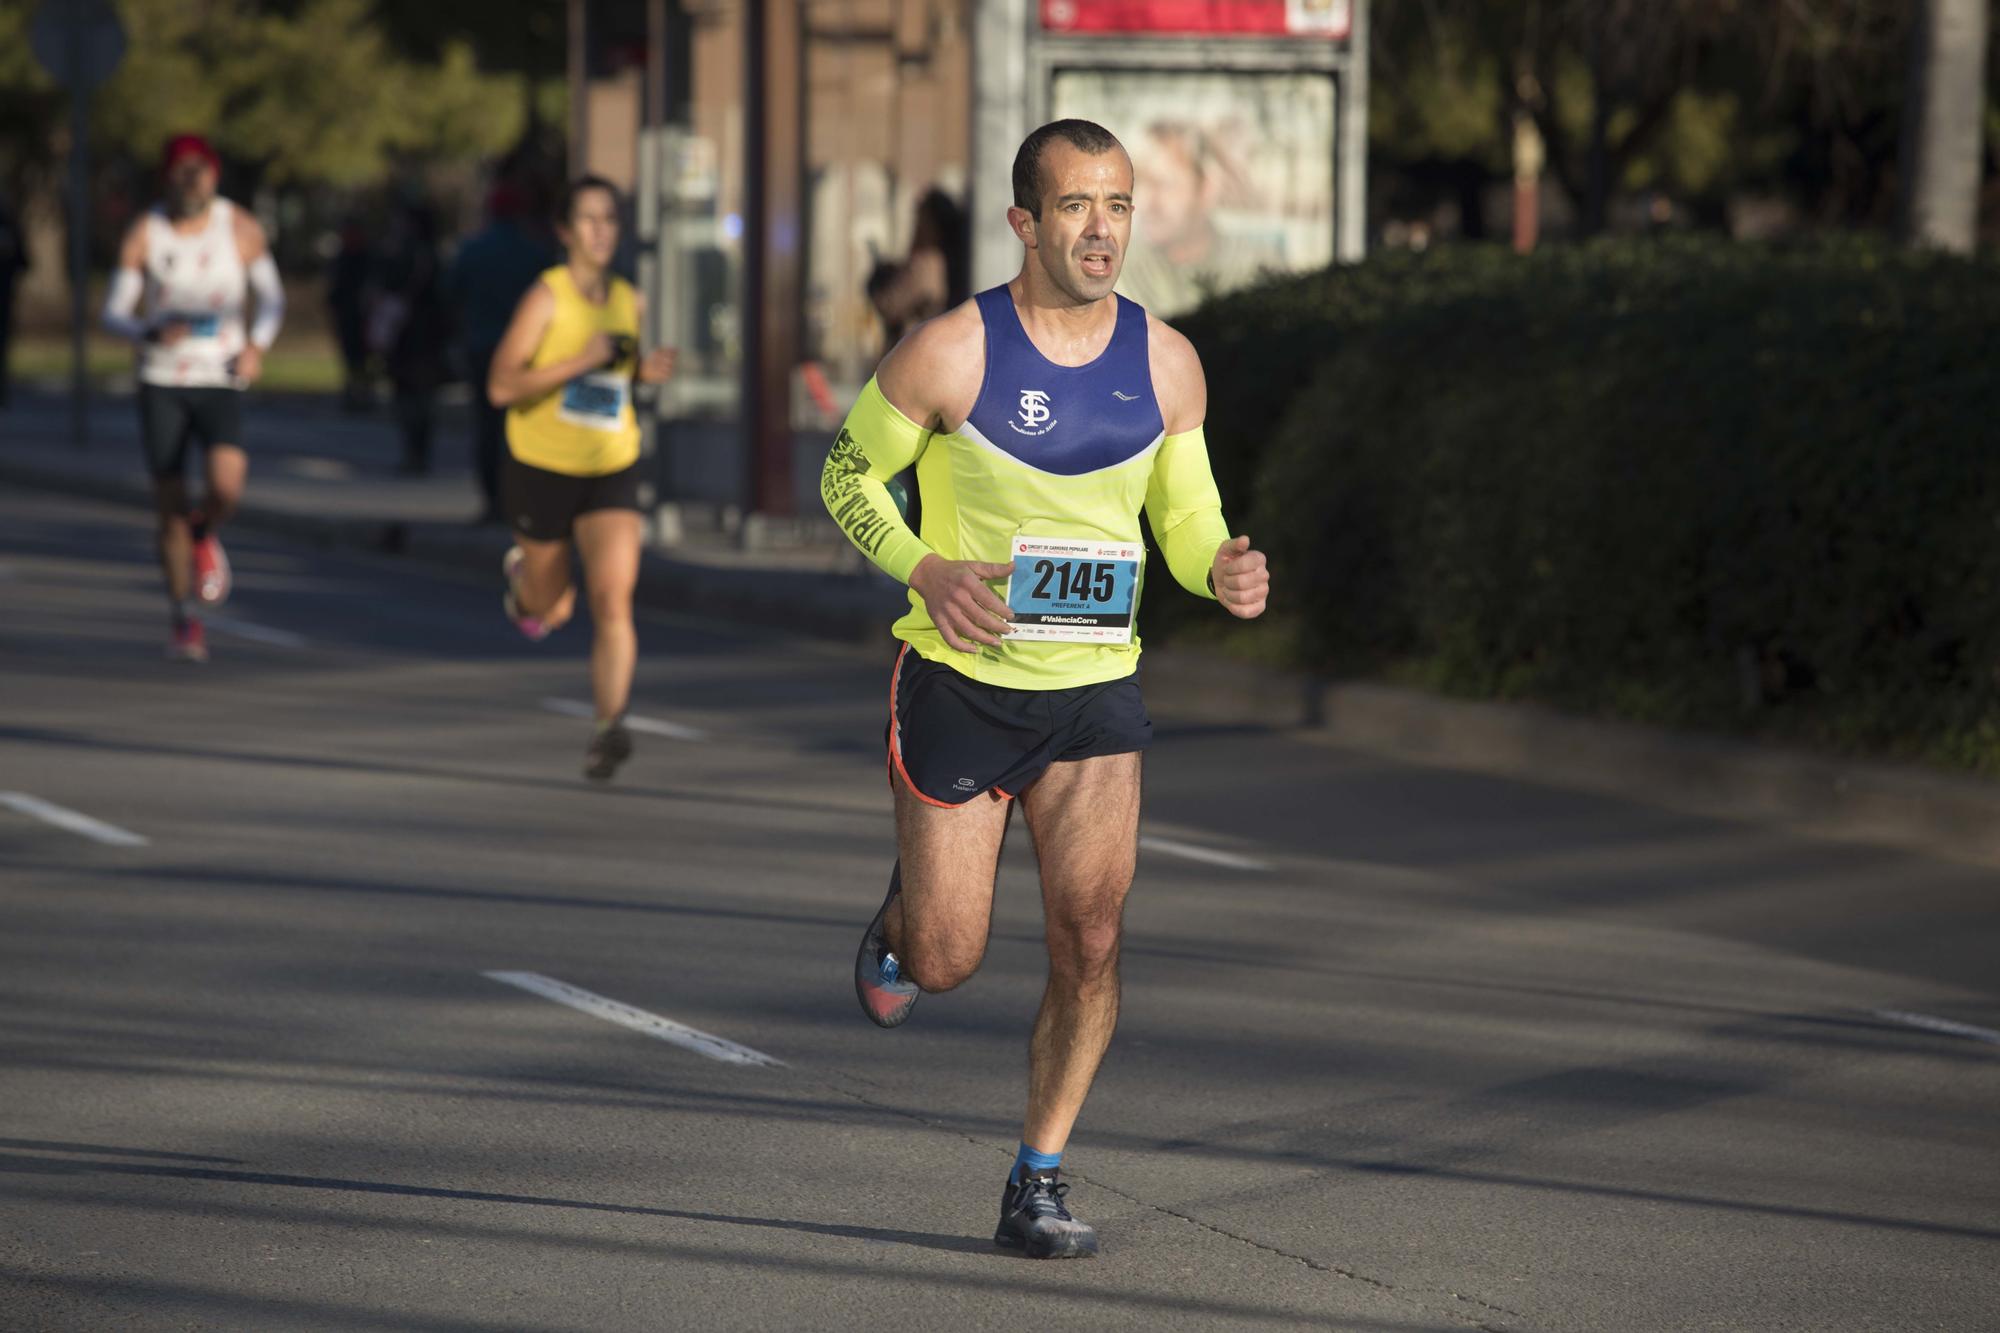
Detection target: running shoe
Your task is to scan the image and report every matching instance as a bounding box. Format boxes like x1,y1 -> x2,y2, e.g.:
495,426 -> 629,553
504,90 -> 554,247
854,863 -> 920,1028
501,546 -> 550,641
995,1169 -> 1098,1259
191,530 -> 231,606
583,717 -> 634,783
167,618 -> 208,663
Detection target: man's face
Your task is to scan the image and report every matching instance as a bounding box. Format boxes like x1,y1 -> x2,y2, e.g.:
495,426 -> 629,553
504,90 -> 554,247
1027,142 -> 1134,305
165,157 -> 217,217
560,187 -> 620,267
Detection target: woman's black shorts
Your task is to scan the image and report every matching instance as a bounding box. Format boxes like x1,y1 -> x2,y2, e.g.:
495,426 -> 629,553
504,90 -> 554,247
502,454 -> 643,541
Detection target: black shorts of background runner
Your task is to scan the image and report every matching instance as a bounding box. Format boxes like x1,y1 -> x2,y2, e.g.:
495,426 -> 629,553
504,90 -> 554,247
502,454 -> 643,542
886,644 -> 1152,807
138,384 -> 243,478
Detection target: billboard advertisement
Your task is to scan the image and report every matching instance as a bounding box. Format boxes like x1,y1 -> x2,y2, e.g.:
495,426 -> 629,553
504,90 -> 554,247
1050,67 -> 1337,316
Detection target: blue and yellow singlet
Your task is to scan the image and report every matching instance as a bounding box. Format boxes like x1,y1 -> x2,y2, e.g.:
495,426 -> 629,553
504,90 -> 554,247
822,286 -> 1230,691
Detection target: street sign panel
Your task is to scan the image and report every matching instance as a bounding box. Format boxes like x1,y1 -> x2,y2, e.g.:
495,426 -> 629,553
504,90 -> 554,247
29,0 -> 127,91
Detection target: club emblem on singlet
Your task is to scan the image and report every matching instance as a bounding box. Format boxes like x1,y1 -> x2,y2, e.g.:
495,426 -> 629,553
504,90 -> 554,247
1011,388 -> 1057,437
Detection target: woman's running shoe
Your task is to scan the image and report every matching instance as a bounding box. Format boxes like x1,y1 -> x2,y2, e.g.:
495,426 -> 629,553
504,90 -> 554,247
583,717 -> 634,783
501,546 -> 550,641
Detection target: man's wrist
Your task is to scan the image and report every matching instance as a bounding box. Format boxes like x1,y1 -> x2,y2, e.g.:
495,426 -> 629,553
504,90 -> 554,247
1205,568 -> 1216,597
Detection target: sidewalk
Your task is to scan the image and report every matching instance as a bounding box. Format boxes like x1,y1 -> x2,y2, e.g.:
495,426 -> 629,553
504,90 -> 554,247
7,387 -> 2000,870
0,387 -> 906,640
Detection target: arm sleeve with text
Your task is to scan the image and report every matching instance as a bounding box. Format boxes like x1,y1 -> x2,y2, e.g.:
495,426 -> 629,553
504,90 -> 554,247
1144,426 -> 1231,600
821,377 -> 935,584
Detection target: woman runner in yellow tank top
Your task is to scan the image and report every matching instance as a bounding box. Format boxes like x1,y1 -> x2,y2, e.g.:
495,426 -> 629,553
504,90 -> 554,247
487,175 -> 677,782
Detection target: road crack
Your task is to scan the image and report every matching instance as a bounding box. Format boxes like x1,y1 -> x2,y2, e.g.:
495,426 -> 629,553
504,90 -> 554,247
818,1072 -> 1528,1330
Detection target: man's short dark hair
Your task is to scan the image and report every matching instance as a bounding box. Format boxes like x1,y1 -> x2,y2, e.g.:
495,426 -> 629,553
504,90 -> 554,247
558,174 -> 620,224
1012,120 -> 1125,217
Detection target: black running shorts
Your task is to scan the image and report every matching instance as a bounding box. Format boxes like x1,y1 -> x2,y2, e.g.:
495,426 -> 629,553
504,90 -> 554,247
138,384 -> 243,478
886,644 -> 1152,807
503,453 -> 643,542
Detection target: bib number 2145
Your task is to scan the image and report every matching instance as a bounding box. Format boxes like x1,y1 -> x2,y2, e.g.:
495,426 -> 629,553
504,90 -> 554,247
1004,536 -> 1140,644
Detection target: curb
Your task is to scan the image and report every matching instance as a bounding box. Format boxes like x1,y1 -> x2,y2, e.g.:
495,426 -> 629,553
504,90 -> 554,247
0,453 -> 908,643
1141,649 -> 2000,871
10,453 -> 1998,869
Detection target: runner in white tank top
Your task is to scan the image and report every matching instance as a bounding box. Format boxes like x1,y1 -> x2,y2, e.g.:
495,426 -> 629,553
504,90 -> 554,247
134,195 -> 249,389
102,135 -> 285,663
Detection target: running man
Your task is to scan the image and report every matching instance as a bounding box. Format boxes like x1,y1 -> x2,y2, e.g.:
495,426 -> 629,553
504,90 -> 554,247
488,176 -> 676,782
102,134 -> 285,662
821,120 -> 1270,1258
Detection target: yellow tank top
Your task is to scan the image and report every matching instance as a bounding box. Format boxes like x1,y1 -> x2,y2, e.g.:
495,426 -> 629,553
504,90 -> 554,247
505,266 -> 641,477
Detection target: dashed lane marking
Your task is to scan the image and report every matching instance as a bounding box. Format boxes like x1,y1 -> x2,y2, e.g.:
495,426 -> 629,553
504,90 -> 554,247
0,792 -> 149,847
1872,1009 -> 2000,1047
483,971 -> 784,1068
540,697 -> 706,741
1140,835 -> 1269,872
204,615 -> 307,649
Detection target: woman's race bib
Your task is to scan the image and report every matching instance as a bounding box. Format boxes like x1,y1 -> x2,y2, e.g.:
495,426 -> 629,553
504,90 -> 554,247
1003,535 -> 1141,644
557,371 -> 630,431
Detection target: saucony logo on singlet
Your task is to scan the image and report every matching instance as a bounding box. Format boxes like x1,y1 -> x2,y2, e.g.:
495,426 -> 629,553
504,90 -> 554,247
1112,390 -> 1138,401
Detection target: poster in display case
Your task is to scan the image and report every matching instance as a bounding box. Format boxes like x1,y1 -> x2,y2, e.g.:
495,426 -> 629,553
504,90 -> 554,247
1050,66 -> 1337,316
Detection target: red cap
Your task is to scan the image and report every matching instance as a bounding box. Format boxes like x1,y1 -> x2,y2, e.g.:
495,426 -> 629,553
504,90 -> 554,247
161,134 -> 219,175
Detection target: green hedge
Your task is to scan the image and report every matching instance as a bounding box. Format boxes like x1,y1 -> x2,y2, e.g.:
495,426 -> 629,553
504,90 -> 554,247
1165,237 -> 2000,773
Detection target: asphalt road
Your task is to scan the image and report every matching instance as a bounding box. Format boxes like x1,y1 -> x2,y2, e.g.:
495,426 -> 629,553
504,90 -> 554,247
2,489 -> 1996,1332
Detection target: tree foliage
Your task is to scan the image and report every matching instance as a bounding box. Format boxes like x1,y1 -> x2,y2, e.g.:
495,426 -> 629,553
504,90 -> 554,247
3,0 -> 530,194
1370,0 -> 1982,235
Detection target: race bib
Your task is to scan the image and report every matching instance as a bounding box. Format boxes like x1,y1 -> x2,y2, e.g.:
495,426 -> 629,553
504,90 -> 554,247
183,313 -> 221,338
1004,535 -> 1141,644
557,372 -> 630,431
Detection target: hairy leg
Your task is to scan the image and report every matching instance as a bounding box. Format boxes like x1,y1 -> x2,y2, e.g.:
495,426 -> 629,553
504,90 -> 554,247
887,779 -> 1014,994
1016,751 -> 1142,1156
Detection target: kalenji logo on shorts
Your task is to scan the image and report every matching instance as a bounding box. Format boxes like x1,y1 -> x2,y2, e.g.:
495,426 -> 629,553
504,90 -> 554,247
1010,388 -> 1057,437
955,777 -> 978,790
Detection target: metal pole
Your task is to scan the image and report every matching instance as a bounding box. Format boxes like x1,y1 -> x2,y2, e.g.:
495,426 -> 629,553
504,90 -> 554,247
1336,0 -> 1369,263
568,0 -> 590,175
67,30 -> 90,449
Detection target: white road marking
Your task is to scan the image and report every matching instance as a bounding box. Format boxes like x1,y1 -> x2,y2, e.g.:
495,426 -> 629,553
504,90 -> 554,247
1140,835 -> 1269,872
1872,1008 -> 2000,1047
483,971 -> 783,1068
540,697 -> 706,741
204,616 -> 306,649
0,792 -> 149,847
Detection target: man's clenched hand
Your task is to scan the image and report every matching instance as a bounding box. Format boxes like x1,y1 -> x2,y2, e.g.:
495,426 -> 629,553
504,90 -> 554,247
1211,535 -> 1269,620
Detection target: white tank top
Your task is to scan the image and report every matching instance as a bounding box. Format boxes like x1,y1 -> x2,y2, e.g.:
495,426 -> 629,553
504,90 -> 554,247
138,198 -> 248,389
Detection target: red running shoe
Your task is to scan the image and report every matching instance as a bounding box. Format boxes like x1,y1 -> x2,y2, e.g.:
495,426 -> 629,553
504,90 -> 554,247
167,618 -> 209,663
191,530 -> 231,606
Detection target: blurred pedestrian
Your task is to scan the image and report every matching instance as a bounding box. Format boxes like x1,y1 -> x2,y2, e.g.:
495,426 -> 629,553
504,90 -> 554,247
866,187 -> 968,349
101,134 -> 286,663
0,191 -> 27,409
446,181 -> 557,521
372,203 -> 450,476
487,175 -> 677,783
327,218 -> 371,411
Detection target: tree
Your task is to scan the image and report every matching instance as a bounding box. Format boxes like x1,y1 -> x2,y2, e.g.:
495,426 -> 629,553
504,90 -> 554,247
1898,0 -> 1992,252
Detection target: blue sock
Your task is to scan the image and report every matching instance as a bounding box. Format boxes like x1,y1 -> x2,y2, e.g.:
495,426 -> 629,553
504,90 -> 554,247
1011,1142 -> 1062,1182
